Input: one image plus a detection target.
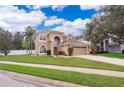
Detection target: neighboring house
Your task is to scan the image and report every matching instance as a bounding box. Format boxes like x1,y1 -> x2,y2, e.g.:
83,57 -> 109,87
35,30 -> 90,55
97,38 -> 124,53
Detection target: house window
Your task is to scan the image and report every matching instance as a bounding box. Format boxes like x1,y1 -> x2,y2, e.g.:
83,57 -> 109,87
106,40 -> 109,45
101,42 -> 104,51
54,36 -> 60,46
40,46 -> 46,53
40,35 -> 47,41
101,42 -> 103,46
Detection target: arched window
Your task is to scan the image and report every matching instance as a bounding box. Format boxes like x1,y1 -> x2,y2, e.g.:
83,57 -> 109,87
40,46 -> 46,53
54,36 -> 60,46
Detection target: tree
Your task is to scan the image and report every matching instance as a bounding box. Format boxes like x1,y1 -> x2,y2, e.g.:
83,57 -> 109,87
12,32 -> 24,50
24,26 -> 36,55
0,28 -> 12,55
101,5 -> 124,44
84,18 -> 108,44
84,5 -> 124,45
89,44 -> 97,54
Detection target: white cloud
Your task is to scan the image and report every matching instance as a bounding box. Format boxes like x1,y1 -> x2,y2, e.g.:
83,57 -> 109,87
80,5 -> 100,11
54,18 -> 91,35
44,16 -> 66,27
26,5 -> 67,11
51,5 -> 67,11
0,5 -> 47,32
54,26 -> 81,36
26,5 -> 50,10
32,5 -> 49,10
63,18 -> 90,30
49,16 -> 58,20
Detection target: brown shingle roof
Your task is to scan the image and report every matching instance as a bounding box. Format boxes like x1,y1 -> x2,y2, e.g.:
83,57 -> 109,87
61,40 -> 88,47
51,30 -> 64,34
36,30 -> 64,35
36,30 -> 51,35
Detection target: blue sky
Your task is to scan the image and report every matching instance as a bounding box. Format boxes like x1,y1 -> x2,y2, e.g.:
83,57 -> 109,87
41,6 -> 96,20
0,5 -> 99,35
17,5 -> 96,20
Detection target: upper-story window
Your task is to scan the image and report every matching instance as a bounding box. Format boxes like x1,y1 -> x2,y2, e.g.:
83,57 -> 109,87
54,36 -> 60,46
105,40 -> 109,45
40,35 -> 47,41
101,42 -> 104,46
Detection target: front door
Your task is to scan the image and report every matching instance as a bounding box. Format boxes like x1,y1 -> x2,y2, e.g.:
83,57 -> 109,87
54,47 -> 58,55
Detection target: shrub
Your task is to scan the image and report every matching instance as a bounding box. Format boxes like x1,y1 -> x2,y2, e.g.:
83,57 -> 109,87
59,51 -> 67,56
68,47 -> 73,56
90,44 -> 97,54
97,51 -> 109,54
46,50 -> 51,55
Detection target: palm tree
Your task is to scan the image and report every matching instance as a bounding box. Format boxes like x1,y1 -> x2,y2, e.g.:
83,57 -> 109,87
24,26 -> 36,55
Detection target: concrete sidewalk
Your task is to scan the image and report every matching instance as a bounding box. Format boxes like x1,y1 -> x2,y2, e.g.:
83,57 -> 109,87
0,61 -> 124,78
74,55 -> 124,66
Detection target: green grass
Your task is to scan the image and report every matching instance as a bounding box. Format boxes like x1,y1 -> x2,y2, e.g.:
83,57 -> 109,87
1,64 -> 124,87
0,55 -> 124,72
97,53 -> 124,59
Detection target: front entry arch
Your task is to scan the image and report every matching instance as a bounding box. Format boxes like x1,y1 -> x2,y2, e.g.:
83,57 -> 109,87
53,36 -> 61,55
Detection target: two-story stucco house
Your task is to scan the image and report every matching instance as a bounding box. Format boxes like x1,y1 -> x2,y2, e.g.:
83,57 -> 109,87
35,30 -> 90,56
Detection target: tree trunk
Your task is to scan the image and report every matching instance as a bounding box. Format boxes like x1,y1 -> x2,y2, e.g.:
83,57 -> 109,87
29,41 -> 31,55
4,50 -> 7,56
31,40 -> 32,55
26,42 -> 28,54
28,41 -> 30,55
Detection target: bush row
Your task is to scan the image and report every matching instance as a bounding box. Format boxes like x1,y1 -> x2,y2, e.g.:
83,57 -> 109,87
46,48 -> 73,56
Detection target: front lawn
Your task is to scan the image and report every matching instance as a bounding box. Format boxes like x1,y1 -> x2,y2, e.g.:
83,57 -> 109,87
97,53 -> 124,59
0,55 -> 124,72
1,64 -> 124,87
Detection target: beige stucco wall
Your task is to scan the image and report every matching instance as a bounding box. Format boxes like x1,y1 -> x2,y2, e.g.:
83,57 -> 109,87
35,32 -> 49,54
60,45 -> 69,55
35,30 -> 64,54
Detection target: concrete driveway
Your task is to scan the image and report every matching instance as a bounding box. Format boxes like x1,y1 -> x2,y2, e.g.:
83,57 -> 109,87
74,55 -> 124,66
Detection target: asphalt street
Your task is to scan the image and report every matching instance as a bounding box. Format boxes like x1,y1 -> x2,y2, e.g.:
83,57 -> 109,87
0,73 -> 36,87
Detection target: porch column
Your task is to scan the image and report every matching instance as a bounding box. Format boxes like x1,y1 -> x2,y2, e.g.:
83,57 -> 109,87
35,35 -> 39,55
86,45 -> 89,54
103,40 -> 106,51
51,40 -> 54,55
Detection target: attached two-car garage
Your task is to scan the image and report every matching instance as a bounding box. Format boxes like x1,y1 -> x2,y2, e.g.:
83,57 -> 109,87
60,45 -> 88,56
72,47 -> 87,55
60,40 -> 89,56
